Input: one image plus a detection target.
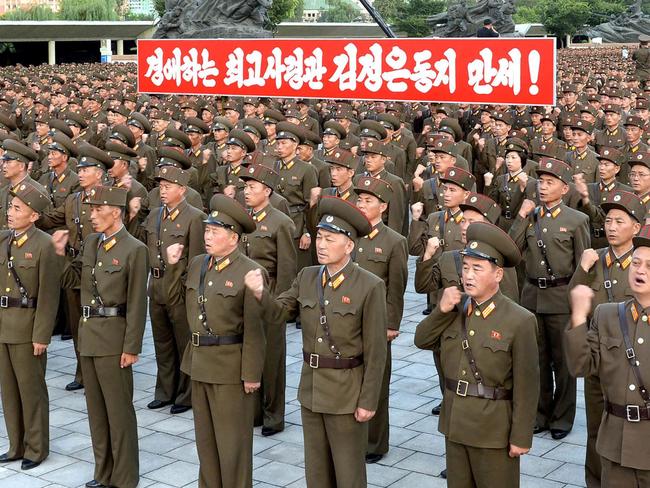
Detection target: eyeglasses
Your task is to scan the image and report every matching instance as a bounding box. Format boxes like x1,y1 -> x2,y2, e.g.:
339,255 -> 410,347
629,171 -> 650,179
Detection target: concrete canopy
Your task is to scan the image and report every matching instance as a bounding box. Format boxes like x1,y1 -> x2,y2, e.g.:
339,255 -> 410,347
0,21 -> 155,42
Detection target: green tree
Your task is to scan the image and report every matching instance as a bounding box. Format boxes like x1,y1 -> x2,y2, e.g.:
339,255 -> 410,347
58,0 -> 119,21
153,0 -> 166,18
268,0 -> 303,25
396,0 -> 446,37
320,0 -> 361,22
1,5 -> 57,20
373,0 -> 407,22
537,0 -> 589,46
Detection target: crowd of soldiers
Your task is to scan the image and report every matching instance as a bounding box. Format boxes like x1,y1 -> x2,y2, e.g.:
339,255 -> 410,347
0,40 -> 650,488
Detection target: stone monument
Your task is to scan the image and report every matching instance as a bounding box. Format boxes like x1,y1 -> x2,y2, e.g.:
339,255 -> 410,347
154,0 -> 274,39
428,0 -> 516,37
584,1 -> 650,43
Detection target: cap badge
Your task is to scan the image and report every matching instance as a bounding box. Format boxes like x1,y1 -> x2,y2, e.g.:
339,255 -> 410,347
19,184 -> 25,191
249,167 -> 255,174
211,211 -> 218,217
470,196 -> 477,203
614,194 -> 622,202
546,162 -> 553,168
326,215 -> 334,223
449,170 -> 455,176
162,168 -> 167,174
364,179 -> 371,186
335,152 -> 340,158
604,150 -> 610,155
469,241 -> 478,249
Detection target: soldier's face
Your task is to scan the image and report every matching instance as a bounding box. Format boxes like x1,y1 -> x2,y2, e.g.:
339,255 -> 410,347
128,125 -> 144,140
442,183 -> 468,209
541,121 -> 555,135
604,112 -> 621,126
201,110 -> 214,123
89,205 -> 120,233
598,160 -> 620,182
531,113 -> 542,125
329,165 -> 353,187
322,134 -> 339,149
275,139 -> 297,159
630,247 -> 650,295
605,209 -> 640,248
243,104 -> 256,116
315,229 -> 353,266
537,174 -> 568,204
434,153 -> 455,174
494,121 -> 510,137
187,131 -> 202,147
212,128 -> 228,142
356,193 -> 386,222
2,159 -> 25,180
243,180 -> 270,209
581,113 -> 596,124
505,151 -> 523,173
626,125 -> 643,143
152,119 -> 169,133
459,210 -> 486,244
572,129 -> 591,148
78,166 -> 103,189
159,180 -> 185,206
264,122 -> 276,138
47,149 -> 67,169
204,224 -> 237,257
224,109 -> 239,125
363,153 -> 386,174
296,144 -> 313,161
224,144 -> 246,163
563,92 -> 577,105
7,196 -> 38,232
462,255 -> 502,300
35,122 -> 48,137
629,165 -> 650,193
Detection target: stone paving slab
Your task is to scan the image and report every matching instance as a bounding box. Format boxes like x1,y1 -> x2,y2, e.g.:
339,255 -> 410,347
0,258 -> 589,487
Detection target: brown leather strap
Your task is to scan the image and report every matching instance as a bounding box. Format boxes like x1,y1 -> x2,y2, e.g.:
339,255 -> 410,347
191,332 -> 243,347
82,304 -> 126,318
605,400 -> 650,422
302,350 -> 363,369
0,295 -> 37,309
445,377 -> 512,400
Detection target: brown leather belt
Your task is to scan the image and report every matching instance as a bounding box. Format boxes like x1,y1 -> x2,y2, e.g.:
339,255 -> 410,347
151,267 -> 165,279
527,276 -> 571,289
82,305 -> 126,318
191,332 -> 243,347
0,296 -> 37,309
302,350 -> 363,369
605,400 -> 650,422
445,378 -> 512,400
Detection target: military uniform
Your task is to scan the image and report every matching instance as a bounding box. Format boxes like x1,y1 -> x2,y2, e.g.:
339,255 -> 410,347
170,195 -> 265,488
509,158 -> 591,435
353,177 -> 408,460
0,182 -> 62,469
415,222 -> 539,488
60,186 -> 148,488
142,164 -> 206,411
240,165 -> 297,434
566,145 -> 600,184
257,197 -> 387,488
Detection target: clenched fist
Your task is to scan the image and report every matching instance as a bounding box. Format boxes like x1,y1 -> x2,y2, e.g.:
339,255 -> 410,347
580,248 -> 599,272
483,172 -> 494,187
244,268 -> 264,300
411,202 -> 425,221
570,284 -> 594,327
518,199 -> 536,218
423,236 -> 441,260
166,243 -> 184,265
52,230 -> 70,256
439,286 -> 462,313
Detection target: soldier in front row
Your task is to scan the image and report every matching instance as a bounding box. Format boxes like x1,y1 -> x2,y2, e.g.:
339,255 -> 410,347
568,225 -> 650,486
0,181 -> 62,470
415,222 -> 539,488
244,196 -> 387,488
54,185 -> 148,488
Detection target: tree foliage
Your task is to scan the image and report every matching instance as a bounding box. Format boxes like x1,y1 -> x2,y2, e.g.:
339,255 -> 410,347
374,0 -> 445,37
320,0 -> 361,22
153,0 -> 166,18
58,0 -> 119,20
1,5 -> 57,20
268,0 -> 303,25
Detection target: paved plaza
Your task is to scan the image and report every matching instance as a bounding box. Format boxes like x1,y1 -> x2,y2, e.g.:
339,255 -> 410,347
0,258 -> 589,488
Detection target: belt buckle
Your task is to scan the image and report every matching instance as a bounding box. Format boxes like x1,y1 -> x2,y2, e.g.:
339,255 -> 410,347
593,229 -> 601,238
309,353 -> 319,369
82,305 -> 90,318
536,239 -> 544,248
191,332 -> 200,346
604,280 -> 612,289
0,296 -> 7,308
439,238 -> 446,248
197,295 -> 205,304
456,380 -> 469,397
538,277 -> 547,289
626,405 -> 641,422
152,268 -> 160,279
504,210 -> 512,219
626,347 -> 636,359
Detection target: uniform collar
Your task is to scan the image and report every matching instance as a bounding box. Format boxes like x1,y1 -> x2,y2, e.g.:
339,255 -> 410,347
466,292 -> 500,319
323,259 -> 354,290
606,246 -> 633,270
365,221 -> 384,240
210,248 -> 240,272
12,225 -> 36,248
540,203 -> 562,218
445,208 -> 463,223
600,179 -> 617,192
250,204 -> 270,223
99,225 -> 125,252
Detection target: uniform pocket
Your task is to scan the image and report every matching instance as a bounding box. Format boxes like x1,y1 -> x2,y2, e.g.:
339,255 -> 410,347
482,338 -> 510,353
103,264 -> 122,274
367,253 -> 388,263
298,297 -> 317,309
331,304 -> 355,316
599,335 -> 622,350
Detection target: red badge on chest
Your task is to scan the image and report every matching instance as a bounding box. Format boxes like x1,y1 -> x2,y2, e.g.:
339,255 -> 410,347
112,258 -> 119,265
24,252 -> 32,259
342,296 -> 351,304
490,330 -> 502,340
225,280 -> 234,288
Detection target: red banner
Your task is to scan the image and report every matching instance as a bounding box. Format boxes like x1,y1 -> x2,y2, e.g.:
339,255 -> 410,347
137,38 -> 556,105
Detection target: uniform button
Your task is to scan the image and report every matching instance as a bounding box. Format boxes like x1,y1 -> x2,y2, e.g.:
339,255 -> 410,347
461,370 -> 466,376
281,177 -> 285,181
324,300 -> 329,306
358,248 -> 363,253
83,318 -> 88,323
630,384 -> 636,391
639,338 -> 645,344
543,228 -> 547,233
613,280 -> 618,284
637,361 -> 641,366
616,263 -> 620,267
4,288 -> 9,292
469,330 -> 475,336
540,261 -> 545,265
318,338 -> 323,343
208,281 -> 213,287
643,315 -> 648,322
98,262 -> 102,267
91,299 -> 96,305
163,228 -> 167,232
474,310 -> 480,316
328,282 -> 332,287
198,314 -> 203,320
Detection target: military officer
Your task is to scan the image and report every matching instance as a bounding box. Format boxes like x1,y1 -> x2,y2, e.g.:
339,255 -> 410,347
509,157 -> 590,439
127,112 -> 157,192
620,115 -> 649,185
39,143 -> 114,392
593,104 -> 626,152
566,120 -> 599,183
142,162 -> 206,414
166,195 -> 265,488
628,152 -> 650,220
320,150 -> 358,202
567,225 -> 650,486
568,190 -> 644,488
147,148 -> 204,211
415,221 -> 539,488
244,196 -> 387,488
39,133 -> 80,209
354,176 -> 408,464
212,129 -> 256,202
240,164 -> 296,436
0,181 -> 62,471
54,185 -> 148,488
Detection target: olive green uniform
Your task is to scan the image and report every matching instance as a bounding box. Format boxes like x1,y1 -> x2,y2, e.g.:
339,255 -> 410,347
0,226 -> 62,463
241,204 -> 296,432
38,168 -> 80,209
61,227 -> 148,488
355,221 -> 408,457
415,291 -> 539,488
355,169 -> 406,235
170,250 -> 266,488
509,202 -> 590,431
143,200 -> 206,408
580,181 -> 633,250
260,261 -> 387,488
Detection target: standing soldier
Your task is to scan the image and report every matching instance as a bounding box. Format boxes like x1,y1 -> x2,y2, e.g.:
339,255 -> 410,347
244,196 -> 387,488
167,195 -> 265,488
39,133 -> 80,209
142,161 -> 206,414
320,150 -> 358,202
0,181 -> 62,470
620,115 -> 648,185
509,157 -> 590,439
567,224 -> 650,486
354,177 -> 408,464
127,112 -> 157,192
240,164 -> 296,436
54,185 -> 148,488
568,190 -> 644,488
415,221 -> 539,488
566,120 -> 599,183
